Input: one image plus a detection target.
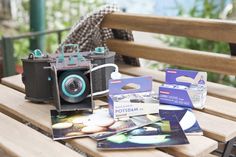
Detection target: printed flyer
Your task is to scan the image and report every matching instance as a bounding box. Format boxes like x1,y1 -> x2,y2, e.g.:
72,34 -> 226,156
50,108 -> 161,140
159,105 -> 203,135
97,111 -> 189,150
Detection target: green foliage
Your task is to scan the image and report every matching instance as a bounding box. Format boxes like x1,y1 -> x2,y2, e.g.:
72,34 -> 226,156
161,0 -> 229,55
45,0 -> 104,29
14,39 -> 29,65
155,0 -> 236,86
12,0 -> 104,65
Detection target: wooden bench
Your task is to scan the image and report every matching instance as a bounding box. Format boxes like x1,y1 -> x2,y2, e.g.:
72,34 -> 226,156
1,12 -> 236,157
0,112 -> 83,157
0,79 -> 217,157
101,12 -> 236,156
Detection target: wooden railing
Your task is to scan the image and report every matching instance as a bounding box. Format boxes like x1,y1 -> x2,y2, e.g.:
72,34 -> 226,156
102,12 -> 236,43
101,12 -> 236,75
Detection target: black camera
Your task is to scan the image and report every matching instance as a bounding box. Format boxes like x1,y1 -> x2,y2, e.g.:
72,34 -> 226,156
22,45 -> 116,112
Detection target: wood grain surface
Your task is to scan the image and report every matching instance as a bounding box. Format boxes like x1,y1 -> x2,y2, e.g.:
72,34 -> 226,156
102,12 -> 236,43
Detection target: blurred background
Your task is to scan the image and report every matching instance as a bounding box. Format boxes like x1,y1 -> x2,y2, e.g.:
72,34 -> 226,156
0,0 -> 236,86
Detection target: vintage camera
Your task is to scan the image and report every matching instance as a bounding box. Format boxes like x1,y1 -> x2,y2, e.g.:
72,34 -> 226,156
54,45 -> 116,93
22,45 -> 116,112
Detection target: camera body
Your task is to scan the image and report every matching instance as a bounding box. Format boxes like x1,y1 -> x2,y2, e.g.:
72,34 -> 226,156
22,45 -> 115,112
22,52 -> 53,102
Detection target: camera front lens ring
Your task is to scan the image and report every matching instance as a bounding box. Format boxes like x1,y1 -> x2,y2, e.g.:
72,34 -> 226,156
61,74 -> 86,98
59,71 -> 90,103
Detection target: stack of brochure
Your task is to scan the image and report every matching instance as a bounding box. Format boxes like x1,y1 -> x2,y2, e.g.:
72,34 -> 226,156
50,106 -> 200,150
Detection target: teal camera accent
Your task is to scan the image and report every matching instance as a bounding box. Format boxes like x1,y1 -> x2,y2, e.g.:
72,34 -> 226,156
61,74 -> 86,98
33,49 -> 43,57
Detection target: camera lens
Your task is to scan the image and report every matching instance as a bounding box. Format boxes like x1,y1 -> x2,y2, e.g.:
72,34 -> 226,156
64,77 -> 83,95
59,71 -> 89,103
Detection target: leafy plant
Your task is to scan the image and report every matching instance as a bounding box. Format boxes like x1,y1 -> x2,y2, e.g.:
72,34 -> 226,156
14,39 -> 29,65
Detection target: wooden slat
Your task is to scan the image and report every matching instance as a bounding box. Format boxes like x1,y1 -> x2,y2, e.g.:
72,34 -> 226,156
102,12 -> 236,43
118,64 -> 236,121
203,96 -> 236,121
204,154 -> 218,157
0,84 -> 217,157
72,136 -> 217,157
69,138 -> 174,157
0,113 -> 82,157
1,75 -> 24,92
193,110 -> 236,142
207,82 -> 236,102
161,136 -> 217,157
107,39 -> 236,75
0,148 -> 11,157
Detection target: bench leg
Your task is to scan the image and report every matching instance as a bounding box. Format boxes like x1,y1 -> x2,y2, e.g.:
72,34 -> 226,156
222,137 -> 236,157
